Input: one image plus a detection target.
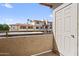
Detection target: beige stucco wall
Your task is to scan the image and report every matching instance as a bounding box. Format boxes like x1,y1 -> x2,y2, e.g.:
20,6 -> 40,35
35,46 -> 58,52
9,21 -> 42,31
78,3 -> 79,56
0,34 -> 53,56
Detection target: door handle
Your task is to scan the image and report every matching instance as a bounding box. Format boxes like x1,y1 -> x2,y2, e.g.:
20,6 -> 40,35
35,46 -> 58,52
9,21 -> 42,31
71,35 -> 74,38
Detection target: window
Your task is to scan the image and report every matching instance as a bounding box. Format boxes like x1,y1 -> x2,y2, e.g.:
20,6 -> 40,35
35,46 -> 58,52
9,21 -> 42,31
28,26 -> 33,29
41,27 -> 43,29
45,26 -> 48,29
36,22 -> 39,24
13,26 -> 15,29
50,27 -> 52,29
36,27 -> 39,29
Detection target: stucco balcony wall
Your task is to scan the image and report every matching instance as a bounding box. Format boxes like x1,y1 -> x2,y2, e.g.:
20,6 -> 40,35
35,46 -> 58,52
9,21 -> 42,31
0,34 -> 53,56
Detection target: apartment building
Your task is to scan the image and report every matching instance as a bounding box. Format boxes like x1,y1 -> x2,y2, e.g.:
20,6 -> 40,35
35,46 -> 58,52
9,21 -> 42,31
9,20 -> 52,32
31,20 -> 52,31
9,24 -> 33,31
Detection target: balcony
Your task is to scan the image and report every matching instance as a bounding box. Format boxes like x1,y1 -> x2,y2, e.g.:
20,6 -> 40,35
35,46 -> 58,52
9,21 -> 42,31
0,33 -> 59,56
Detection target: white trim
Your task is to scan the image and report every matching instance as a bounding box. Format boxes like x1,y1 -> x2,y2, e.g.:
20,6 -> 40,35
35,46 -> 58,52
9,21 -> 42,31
31,50 -> 52,56
54,3 -> 71,12
59,53 -> 64,56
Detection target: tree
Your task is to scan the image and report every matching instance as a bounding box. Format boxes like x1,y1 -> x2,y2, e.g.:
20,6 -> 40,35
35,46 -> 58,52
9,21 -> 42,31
0,24 -> 10,37
0,24 -> 3,32
27,19 -> 30,24
3,24 -> 10,37
27,19 -> 32,24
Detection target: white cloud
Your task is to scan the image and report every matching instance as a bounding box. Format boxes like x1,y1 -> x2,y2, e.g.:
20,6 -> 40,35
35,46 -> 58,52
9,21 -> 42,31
1,3 -> 13,8
49,14 -> 53,18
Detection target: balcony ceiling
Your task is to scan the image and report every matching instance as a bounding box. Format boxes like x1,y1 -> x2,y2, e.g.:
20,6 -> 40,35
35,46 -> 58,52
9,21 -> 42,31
40,3 -> 62,9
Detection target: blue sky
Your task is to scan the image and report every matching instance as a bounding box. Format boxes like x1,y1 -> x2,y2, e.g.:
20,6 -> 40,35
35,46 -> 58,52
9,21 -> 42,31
0,3 -> 52,24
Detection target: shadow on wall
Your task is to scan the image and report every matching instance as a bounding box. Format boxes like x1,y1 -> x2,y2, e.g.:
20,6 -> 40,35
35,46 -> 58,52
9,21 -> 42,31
52,32 -> 60,56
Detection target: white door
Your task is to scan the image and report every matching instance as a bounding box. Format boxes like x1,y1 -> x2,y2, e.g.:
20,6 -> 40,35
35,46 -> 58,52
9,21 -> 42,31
64,4 -> 77,56
55,4 -> 77,56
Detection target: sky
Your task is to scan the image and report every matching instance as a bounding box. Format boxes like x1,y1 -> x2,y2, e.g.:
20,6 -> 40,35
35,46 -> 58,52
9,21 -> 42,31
0,3 -> 52,24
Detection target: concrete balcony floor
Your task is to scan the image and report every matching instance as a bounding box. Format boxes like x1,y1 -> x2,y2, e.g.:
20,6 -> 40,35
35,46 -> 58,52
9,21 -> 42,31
38,51 -> 59,56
